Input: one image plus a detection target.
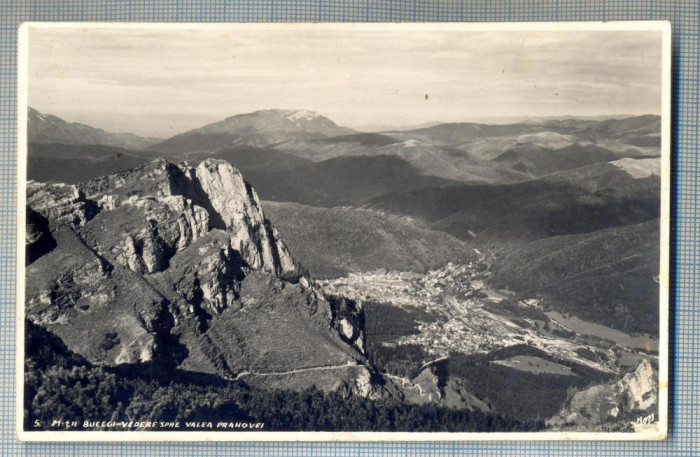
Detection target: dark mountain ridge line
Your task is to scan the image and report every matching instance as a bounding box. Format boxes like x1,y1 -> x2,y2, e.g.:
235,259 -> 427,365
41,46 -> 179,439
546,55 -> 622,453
28,108 -> 163,150
487,218 -> 660,334
261,200 -> 477,279
28,106 -> 659,152
151,109 -> 356,153
242,153 -> 466,208
27,143 -> 471,209
366,160 -> 659,228
398,114 -> 661,143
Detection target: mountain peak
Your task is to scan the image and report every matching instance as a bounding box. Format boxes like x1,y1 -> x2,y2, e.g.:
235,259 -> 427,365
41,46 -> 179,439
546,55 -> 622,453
194,158 -> 298,275
221,108 -> 324,123
27,157 -> 303,341
279,109 -> 322,121
27,107 -> 162,150
153,109 -> 355,153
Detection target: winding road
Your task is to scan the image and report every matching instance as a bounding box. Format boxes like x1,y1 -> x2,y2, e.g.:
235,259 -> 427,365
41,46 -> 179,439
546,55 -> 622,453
231,361 -> 360,381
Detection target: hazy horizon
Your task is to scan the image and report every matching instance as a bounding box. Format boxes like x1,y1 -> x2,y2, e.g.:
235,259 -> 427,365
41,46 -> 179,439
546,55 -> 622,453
27,26 -> 663,138
28,105 -> 659,139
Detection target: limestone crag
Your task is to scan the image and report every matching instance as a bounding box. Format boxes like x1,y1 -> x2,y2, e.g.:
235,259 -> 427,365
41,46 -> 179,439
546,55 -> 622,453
194,159 -> 296,276
352,367 -> 374,397
27,181 -> 97,230
77,195 -> 210,276
25,158 -> 375,397
81,158 -> 182,204
29,158 -> 297,318
548,360 -> 658,430
26,207 -> 56,265
163,230 -> 244,315
78,158 -> 297,278
619,359 -> 657,411
126,196 -> 211,252
25,227 -> 167,366
26,229 -> 111,326
328,295 -> 365,354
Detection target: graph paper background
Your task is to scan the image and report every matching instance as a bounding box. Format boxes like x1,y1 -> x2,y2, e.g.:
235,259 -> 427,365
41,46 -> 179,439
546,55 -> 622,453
0,1 -> 697,456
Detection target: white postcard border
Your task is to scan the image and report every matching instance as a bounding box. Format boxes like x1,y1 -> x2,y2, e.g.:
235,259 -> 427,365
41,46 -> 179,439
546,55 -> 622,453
15,20 -> 671,442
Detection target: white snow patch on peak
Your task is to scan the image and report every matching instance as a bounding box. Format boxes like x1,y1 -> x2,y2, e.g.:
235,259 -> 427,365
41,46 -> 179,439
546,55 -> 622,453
401,139 -> 429,148
611,157 -> 660,179
284,110 -> 321,122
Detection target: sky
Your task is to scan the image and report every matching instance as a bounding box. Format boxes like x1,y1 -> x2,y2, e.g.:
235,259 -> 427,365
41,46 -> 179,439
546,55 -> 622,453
27,26 -> 664,138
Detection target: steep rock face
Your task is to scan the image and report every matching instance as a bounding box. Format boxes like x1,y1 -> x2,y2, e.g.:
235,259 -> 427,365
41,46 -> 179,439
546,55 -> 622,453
619,359 -> 657,411
171,270 -> 372,397
549,360 -> 657,430
156,230 -> 245,316
327,295 -> 365,354
81,158 -> 184,204
26,207 -> 56,265
193,159 -> 297,276
141,196 -> 210,252
79,196 -> 211,275
78,158 -> 297,278
27,181 -> 97,230
79,204 -> 166,275
25,158 -> 374,397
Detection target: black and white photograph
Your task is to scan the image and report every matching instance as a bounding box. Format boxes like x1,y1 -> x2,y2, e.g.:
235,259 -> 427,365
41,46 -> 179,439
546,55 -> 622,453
17,22 -> 670,441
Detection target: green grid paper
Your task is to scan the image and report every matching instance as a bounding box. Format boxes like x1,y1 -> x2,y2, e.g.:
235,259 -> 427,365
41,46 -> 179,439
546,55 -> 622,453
1,1 -> 697,456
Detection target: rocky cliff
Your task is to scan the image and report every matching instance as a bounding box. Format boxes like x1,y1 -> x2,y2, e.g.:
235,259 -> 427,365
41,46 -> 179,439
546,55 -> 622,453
548,360 -> 658,431
25,158 -> 372,395
193,160 -> 297,276
75,158 -> 299,278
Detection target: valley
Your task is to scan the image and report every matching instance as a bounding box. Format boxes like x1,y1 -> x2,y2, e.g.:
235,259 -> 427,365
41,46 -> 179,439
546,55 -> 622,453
320,261 -> 659,429
320,262 -> 654,375
23,107 -> 662,433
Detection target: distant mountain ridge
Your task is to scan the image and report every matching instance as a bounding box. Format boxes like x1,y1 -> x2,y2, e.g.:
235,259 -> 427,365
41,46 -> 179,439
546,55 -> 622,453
28,108 -> 163,150
365,158 -> 661,334
368,159 -> 660,245
490,219 -> 660,334
397,115 -> 660,145
28,108 -> 660,188
151,109 -> 356,154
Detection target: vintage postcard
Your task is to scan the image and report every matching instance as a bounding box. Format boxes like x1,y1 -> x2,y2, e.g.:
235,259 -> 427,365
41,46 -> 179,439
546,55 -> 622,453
17,22 -> 670,441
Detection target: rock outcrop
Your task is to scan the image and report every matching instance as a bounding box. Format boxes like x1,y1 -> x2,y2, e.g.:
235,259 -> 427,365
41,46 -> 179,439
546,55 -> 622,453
327,295 -> 365,354
25,227 -> 167,366
619,359 -> 657,411
194,160 -> 297,276
25,158 -> 374,397
548,360 -> 658,430
26,207 -> 56,265
161,230 -> 244,315
78,158 -> 298,279
27,181 -> 97,230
